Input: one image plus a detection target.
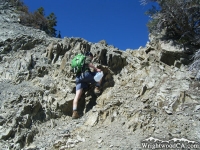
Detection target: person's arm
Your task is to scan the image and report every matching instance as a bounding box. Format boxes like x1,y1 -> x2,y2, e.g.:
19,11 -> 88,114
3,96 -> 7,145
88,63 -> 101,72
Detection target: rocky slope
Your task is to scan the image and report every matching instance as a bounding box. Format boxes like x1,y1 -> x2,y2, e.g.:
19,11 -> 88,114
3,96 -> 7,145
0,2 -> 200,150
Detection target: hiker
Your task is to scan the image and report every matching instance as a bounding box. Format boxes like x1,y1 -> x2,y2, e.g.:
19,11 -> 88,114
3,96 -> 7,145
72,51 -> 102,119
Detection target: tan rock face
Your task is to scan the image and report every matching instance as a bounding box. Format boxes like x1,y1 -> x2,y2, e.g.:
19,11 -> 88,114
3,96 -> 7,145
0,2 -> 200,150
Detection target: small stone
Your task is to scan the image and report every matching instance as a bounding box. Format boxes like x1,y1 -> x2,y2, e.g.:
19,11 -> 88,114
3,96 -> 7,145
109,145 -> 113,148
193,123 -> 197,127
97,139 -> 103,144
163,106 -> 173,115
194,105 -> 200,112
77,135 -> 85,142
70,144 -> 75,148
59,146 -> 68,150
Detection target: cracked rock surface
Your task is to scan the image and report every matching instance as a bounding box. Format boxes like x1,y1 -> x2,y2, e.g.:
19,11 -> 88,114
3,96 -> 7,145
0,2 -> 200,150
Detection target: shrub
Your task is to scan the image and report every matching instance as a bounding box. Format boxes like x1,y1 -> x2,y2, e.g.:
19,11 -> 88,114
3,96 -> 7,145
141,0 -> 200,47
7,0 -> 58,37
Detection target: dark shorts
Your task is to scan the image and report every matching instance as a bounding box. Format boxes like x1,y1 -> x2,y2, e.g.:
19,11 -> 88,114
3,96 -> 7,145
76,71 -> 97,91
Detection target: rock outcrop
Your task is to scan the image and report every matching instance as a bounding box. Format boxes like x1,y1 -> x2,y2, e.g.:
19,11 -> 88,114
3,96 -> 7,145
0,2 -> 200,150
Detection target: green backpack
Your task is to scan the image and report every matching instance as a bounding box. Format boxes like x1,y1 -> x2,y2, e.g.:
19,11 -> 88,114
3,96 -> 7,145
71,53 -> 86,73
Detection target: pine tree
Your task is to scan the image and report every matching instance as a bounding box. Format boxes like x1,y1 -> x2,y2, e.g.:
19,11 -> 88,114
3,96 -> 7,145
37,7 -> 45,16
47,12 -> 57,37
33,7 -> 47,30
9,0 -> 60,38
57,31 -> 61,38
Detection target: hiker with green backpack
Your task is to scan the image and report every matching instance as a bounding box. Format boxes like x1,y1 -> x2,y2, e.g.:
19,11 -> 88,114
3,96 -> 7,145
71,51 -> 103,119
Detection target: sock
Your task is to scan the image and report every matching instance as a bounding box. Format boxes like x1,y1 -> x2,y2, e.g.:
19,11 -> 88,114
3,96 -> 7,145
73,107 -> 77,111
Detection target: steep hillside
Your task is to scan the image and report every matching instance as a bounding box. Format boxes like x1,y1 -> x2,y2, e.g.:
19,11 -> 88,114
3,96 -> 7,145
0,2 -> 200,150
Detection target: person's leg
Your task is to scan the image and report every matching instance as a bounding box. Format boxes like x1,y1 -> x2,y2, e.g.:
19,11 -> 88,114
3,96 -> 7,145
72,71 -> 102,118
74,75 -> 89,108
72,88 -> 83,119
72,76 -> 86,119
92,72 -> 103,95
96,78 -> 102,86
73,88 -> 83,111
94,84 -> 101,94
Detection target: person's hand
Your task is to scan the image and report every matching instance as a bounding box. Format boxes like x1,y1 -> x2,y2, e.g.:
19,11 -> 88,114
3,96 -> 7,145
96,68 -> 101,72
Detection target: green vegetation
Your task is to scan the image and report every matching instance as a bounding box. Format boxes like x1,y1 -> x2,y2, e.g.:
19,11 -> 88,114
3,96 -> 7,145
141,0 -> 200,80
46,12 -> 57,37
141,0 -> 200,47
7,0 -> 61,37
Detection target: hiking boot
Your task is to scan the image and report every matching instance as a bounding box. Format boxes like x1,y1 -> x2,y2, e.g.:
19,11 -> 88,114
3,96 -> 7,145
72,111 -> 79,119
94,86 -> 101,95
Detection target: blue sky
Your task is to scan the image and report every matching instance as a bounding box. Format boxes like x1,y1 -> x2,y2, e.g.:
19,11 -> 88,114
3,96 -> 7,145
23,0 -> 153,50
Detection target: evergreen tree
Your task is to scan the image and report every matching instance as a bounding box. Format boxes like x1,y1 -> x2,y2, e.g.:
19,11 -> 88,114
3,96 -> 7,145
47,12 -> 57,37
37,7 -> 45,16
8,0 -> 60,38
57,31 -> 61,38
33,7 -> 47,30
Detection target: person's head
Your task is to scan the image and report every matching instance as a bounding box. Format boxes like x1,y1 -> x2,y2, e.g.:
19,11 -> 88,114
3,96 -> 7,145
85,51 -> 93,58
